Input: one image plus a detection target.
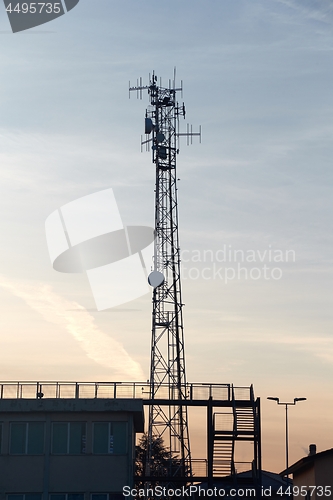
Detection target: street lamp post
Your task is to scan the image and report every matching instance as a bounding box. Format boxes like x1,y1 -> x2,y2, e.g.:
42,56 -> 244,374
267,397 -> 306,484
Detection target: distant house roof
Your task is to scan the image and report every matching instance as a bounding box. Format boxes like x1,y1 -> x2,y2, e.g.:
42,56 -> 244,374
199,470 -> 288,490
261,471 -> 289,488
281,448 -> 333,476
236,470 -> 288,489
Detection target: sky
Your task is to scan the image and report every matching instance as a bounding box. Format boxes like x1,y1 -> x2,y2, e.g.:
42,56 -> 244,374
0,0 -> 333,474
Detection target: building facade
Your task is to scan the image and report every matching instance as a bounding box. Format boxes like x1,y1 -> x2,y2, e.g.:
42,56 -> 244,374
0,380 -> 261,497
284,445 -> 333,497
0,395 -> 144,500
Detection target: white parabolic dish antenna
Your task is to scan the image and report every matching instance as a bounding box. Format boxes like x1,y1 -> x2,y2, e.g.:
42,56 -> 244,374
148,271 -> 165,288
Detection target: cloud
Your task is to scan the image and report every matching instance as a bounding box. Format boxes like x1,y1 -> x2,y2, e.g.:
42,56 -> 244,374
0,275 -> 145,380
275,0 -> 333,24
224,331 -> 333,364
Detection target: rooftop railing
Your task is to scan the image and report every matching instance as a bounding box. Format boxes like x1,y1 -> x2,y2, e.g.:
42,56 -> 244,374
0,381 -> 253,401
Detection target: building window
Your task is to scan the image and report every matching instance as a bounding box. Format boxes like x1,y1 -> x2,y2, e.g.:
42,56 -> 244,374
93,422 -> 127,454
7,495 -> 42,500
10,423 -> 44,455
51,422 -> 86,454
50,495 -> 84,500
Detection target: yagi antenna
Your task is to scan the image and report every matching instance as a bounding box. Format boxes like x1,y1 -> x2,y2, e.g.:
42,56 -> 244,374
129,78 -> 150,101
177,123 -> 201,146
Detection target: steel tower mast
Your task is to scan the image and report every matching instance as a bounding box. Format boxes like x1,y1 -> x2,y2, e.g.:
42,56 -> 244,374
130,72 -> 200,480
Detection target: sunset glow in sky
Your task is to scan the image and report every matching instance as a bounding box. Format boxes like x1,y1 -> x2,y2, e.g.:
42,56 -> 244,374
1,0 -> 333,473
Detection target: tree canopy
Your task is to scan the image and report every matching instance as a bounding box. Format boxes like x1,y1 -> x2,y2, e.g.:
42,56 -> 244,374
135,433 -> 189,486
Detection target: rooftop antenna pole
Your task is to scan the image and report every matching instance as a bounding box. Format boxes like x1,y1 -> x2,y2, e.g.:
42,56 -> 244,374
130,72 -> 200,487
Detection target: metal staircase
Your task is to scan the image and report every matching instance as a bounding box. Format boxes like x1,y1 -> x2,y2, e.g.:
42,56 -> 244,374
235,406 -> 254,434
210,385 -> 260,479
213,439 -> 235,476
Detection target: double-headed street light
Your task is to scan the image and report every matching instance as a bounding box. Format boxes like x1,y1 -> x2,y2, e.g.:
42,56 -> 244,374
267,396 -> 307,483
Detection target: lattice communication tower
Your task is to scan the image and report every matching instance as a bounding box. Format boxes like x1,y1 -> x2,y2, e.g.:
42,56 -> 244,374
130,71 -> 200,480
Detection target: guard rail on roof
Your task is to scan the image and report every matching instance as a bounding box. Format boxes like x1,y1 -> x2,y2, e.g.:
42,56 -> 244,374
0,382 -> 253,401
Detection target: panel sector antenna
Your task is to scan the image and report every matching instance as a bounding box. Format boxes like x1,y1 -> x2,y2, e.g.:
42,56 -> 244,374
129,71 -> 201,484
